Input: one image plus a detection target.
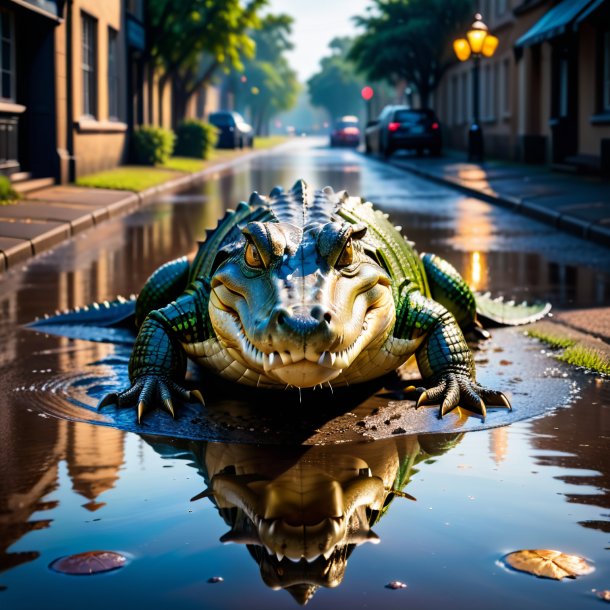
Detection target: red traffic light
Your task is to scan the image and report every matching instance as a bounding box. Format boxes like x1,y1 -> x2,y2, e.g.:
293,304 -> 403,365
361,86 -> 374,101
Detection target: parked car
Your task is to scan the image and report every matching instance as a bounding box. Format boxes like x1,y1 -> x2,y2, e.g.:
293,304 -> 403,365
208,111 -> 254,149
364,106 -> 442,158
329,115 -> 360,147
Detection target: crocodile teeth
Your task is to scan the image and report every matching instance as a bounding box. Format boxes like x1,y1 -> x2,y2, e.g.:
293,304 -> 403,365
305,554 -> 319,563
279,351 -> 292,365
263,351 -> 283,371
323,549 -> 334,560
317,351 -> 336,367
275,552 -> 284,562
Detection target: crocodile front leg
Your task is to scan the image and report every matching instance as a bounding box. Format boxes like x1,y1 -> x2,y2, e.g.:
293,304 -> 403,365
99,282 -> 209,422
400,292 -> 510,420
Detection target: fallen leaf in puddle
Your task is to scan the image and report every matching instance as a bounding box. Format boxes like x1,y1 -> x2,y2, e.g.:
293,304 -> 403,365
596,590 -> 610,602
50,551 -> 127,575
503,549 -> 593,580
385,581 -> 407,589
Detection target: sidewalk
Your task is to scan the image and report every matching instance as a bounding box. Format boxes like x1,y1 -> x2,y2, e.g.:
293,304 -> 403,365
0,146 -> 269,273
389,152 -> 610,247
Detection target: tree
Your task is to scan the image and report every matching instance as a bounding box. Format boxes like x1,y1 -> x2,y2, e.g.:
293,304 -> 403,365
307,38 -> 364,121
146,0 -> 267,126
349,0 -> 474,108
234,14 -> 300,135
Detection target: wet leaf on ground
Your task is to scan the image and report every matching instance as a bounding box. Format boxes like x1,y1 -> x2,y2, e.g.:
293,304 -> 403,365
503,549 -> 593,580
596,590 -> 610,602
385,581 -> 407,589
49,550 -> 127,575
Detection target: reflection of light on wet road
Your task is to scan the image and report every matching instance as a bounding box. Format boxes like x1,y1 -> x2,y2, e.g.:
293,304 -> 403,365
469,251 -> 483,291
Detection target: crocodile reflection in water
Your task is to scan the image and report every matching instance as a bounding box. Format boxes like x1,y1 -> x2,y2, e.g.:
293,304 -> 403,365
145,433 -> 463,604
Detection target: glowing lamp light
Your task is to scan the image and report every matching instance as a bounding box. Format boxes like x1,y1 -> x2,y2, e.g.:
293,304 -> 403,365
453,38 -> 471,62
454,14 -> 498,60
361,86 -> 374,101
482,34 -> 499,57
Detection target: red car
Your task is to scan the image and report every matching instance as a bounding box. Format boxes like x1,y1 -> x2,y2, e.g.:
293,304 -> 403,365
329,116 -> 360,148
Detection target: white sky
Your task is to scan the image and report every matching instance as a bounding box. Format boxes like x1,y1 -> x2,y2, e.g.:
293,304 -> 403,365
267,0 -> 371,82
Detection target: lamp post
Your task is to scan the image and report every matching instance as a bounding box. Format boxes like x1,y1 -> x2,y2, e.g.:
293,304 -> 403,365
453,14 -> 499,162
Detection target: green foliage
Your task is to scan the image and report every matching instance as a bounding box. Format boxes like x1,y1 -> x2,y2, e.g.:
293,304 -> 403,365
148,0 -> 267,124
233,13 -> 300,134
175,120 -> 218,159
308,37 -> 365,121
0,175 -> 18,204
132,126 -> 175,165
349,0 -> 474,107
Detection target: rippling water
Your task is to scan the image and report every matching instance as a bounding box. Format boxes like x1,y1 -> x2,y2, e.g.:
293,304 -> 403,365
1,140 -> 609,609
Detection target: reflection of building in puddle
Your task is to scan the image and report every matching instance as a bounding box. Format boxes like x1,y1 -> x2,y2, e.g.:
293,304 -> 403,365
0,418 -> 67,576
0,420 -> 125,577
489,427 -> 508,465
531,387 -> 610,533
66,424 -> 125,511
147,433 -> 463,604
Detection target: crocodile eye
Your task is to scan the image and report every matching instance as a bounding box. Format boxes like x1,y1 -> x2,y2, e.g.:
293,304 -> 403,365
335,238 -> 353,267
244,241 -> 264,268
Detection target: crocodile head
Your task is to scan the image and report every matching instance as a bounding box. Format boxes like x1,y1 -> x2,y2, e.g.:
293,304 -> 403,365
209,184 -> 395,388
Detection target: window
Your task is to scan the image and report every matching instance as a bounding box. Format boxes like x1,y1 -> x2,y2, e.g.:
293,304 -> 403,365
602,31 -> 610,112
452,75 -> 459,125
499,58 -> 510,117
461,71 -> 469,123
559,56 -> 568,118
0,10 -> 14,101
81,12 -> 97,117
108,27 -> 119,119
483,62 -> 497,121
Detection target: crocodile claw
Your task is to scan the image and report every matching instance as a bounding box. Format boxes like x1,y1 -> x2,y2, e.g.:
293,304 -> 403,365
97,393 -> 119,410
189,389 -> 205,407
98,375 -> 205,423
416,373 -> 511,421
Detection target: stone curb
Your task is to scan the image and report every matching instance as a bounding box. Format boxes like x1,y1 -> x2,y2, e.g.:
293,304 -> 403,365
0,144 -> 289,274
389,158 -> 610,248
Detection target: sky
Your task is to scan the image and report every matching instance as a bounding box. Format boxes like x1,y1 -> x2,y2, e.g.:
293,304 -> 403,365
267,0 -> 371,82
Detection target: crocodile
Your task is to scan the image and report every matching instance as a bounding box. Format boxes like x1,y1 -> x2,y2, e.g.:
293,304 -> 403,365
36,179 -> 550,422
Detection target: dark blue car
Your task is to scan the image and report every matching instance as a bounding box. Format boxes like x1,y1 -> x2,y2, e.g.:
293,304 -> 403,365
208,111 -> 254,149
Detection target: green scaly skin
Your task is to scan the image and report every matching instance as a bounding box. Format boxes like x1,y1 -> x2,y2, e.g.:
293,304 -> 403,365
99,180 -> 511,422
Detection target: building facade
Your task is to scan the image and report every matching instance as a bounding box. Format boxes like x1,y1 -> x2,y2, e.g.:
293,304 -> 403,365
436,0 -> 610,173
0,0 -> 221,185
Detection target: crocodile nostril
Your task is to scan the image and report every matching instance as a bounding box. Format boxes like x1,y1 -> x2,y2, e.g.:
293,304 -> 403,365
310,305 -> 331,324
277,311 -> 286,326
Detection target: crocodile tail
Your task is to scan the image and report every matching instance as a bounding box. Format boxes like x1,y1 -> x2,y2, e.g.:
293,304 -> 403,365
28,296 -> 137,328
26,296 -> 138,344
475,292 -> 551,326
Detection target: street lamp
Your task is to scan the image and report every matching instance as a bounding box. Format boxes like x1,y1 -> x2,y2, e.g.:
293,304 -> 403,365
453,14 -> 499,162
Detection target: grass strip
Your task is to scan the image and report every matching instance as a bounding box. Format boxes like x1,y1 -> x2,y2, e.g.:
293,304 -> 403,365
75,137 -> 289,192
525,329 -> 576,349
559,346 -> 610,375
526,328 -> 610,375
76,167 -> 182,191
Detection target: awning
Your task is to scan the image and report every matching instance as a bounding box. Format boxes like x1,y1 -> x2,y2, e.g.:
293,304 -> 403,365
575,0 -> 607,25
515,0 -> 597,48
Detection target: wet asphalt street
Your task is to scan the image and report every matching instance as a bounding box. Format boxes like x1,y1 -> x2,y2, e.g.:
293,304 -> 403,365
1,137 -> 609,609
